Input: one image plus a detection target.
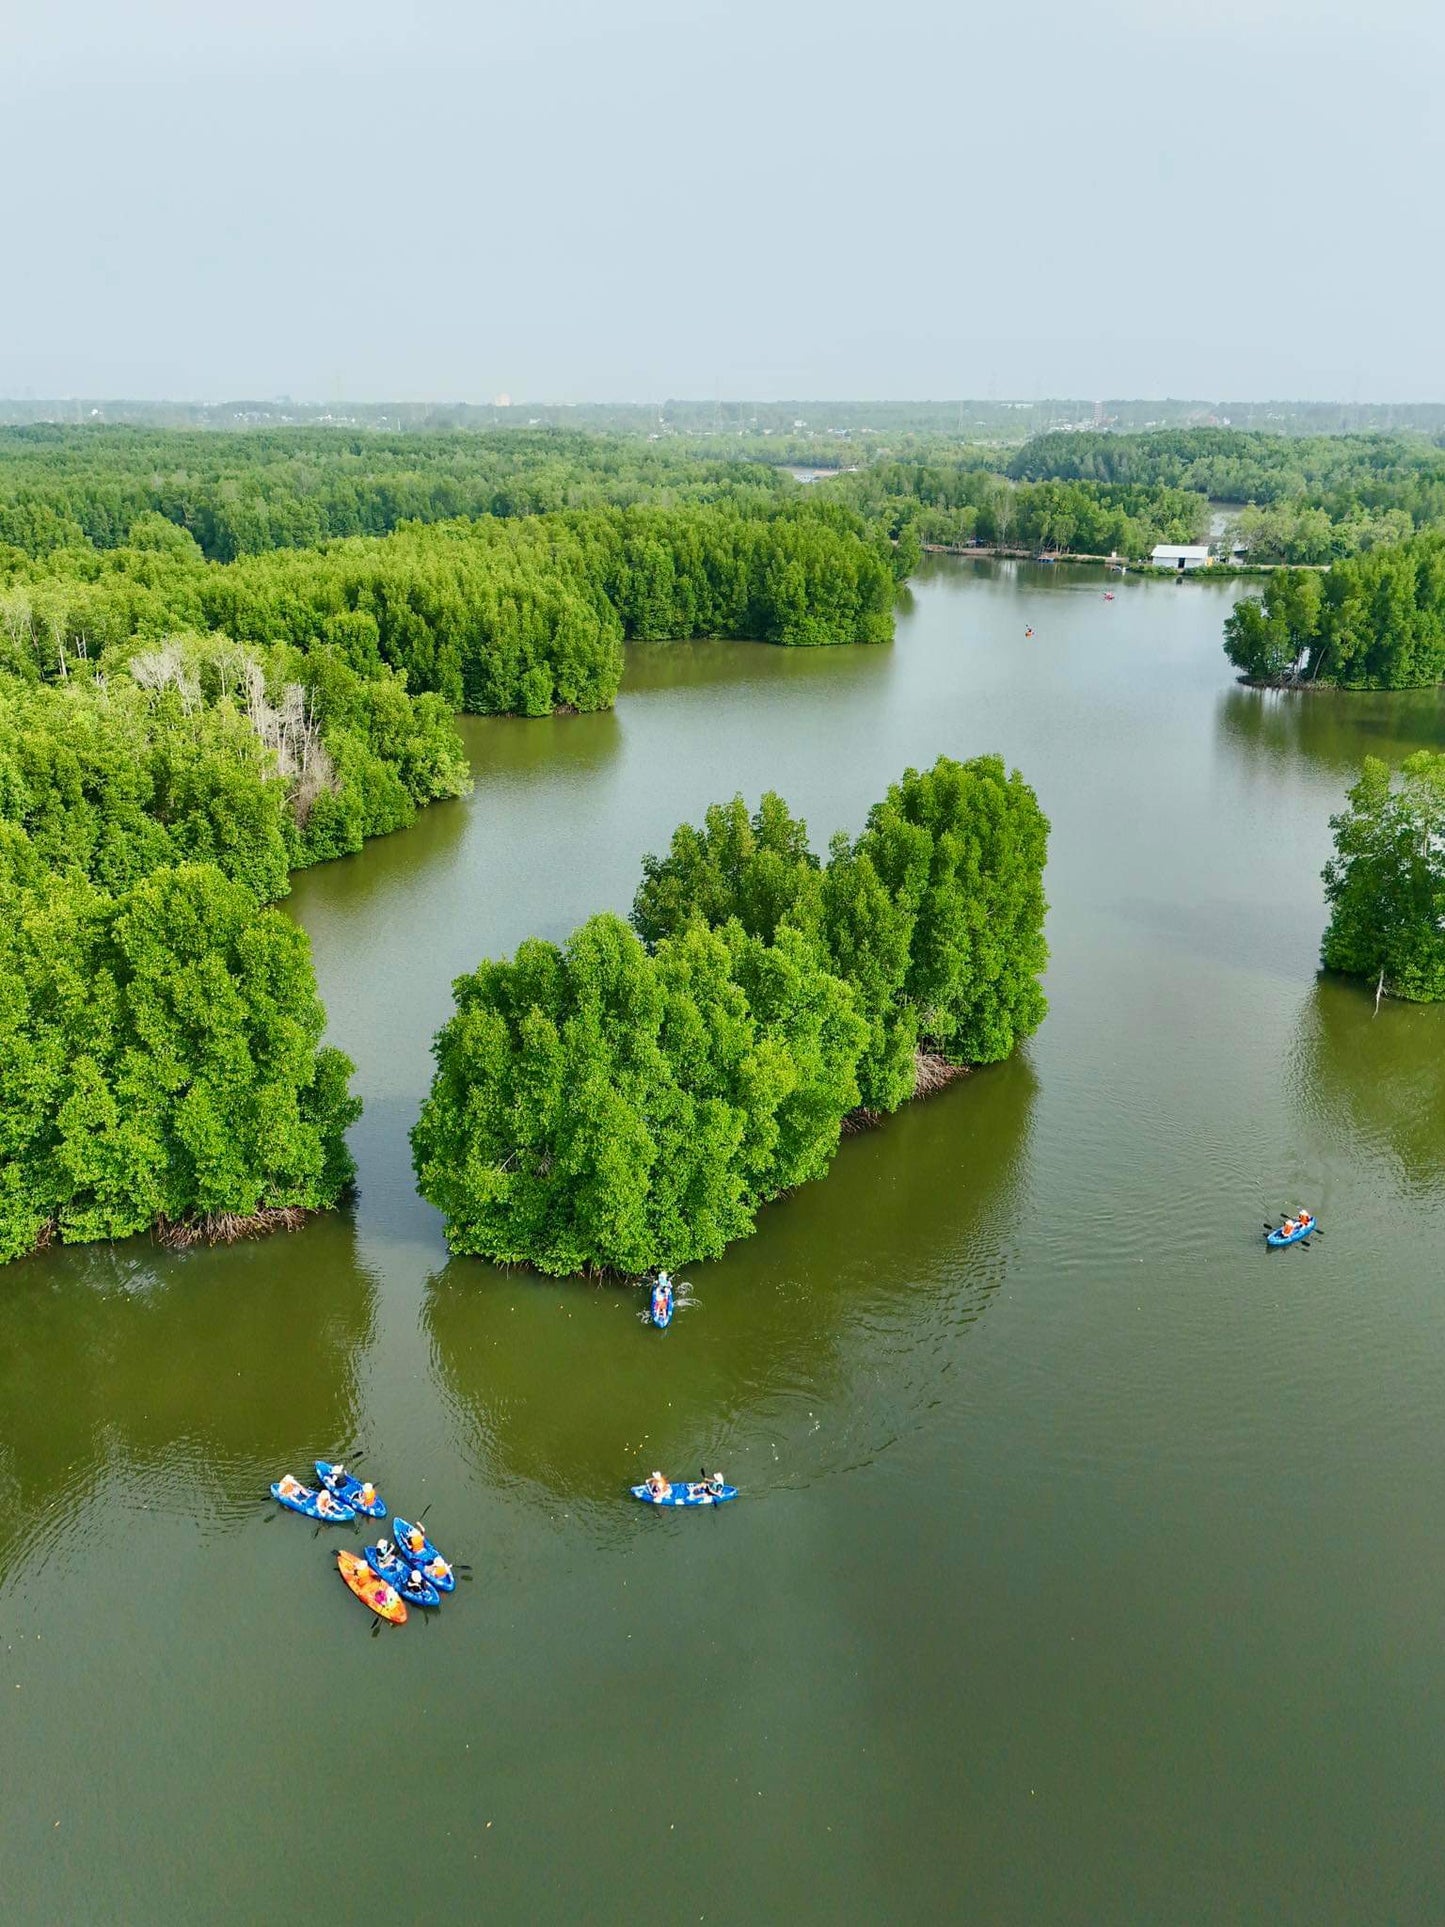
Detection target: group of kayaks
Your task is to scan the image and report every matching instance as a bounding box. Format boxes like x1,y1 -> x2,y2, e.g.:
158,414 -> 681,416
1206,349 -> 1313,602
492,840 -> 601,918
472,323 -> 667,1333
636,1275 -> 742,1505
270,1461 -> 459,1625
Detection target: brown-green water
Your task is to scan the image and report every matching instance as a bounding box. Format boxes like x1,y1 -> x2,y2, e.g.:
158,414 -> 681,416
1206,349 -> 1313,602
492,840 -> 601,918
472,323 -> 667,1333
5,559 -> 1445,1922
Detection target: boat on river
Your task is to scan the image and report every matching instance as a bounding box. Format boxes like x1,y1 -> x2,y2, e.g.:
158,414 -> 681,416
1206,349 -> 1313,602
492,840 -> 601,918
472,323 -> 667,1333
271,1477 -> 355,1523
1265,1218 -> 1316,1247
631,1479 -> 737,1507
315,1461 -> 385,1517
337,1549 -> 407,1623
365,1545 -> 440,1607
393,1517 -> 442,1566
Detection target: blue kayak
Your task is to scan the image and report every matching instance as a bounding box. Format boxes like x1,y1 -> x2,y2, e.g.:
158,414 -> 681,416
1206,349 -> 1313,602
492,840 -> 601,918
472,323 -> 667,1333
315,1462 -> 386,1518
366,1544 -> 441,1607
271,1479 -> 355,1523
650,1280 -> 674,1329
631,1480 -> 737,1508
1266,1219 -> 1317,1248
392,1518 -> 440,1567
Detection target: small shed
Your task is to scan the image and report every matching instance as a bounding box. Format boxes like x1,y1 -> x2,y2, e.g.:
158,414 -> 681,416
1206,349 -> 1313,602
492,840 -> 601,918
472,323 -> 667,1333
1151,544 -> 1213,573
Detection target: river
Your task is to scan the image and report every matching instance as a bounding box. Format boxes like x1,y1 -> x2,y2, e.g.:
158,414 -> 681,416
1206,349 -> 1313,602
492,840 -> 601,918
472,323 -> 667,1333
5,558 -> 1445,1922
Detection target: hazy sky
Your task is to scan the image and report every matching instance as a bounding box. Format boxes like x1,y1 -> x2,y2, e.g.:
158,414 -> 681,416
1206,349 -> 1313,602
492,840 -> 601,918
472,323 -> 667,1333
3,0 -> 1441,401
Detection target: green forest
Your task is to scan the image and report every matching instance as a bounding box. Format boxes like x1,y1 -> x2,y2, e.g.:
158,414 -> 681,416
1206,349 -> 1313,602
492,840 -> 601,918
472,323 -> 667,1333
412,756 -> 1050,1275
0,433 -> 910,1264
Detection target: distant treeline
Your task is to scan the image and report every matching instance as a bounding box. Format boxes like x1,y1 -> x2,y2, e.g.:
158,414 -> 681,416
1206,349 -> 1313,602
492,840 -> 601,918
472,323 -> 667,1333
0,425 -> 804,561
831,461 -> 1206,556
1009,429 -> 1445,562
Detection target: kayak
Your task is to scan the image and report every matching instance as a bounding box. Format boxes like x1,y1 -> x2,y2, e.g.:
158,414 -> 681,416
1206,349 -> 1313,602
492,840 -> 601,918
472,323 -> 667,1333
631,1480 -> 738,1508
650,1280 -> 673,1329
337,1549 -> 407,1624
271,1478 -> 356,1523
315,1462 -> 386,1518
366,1544 -> 441,1607
392,1517 -> 440,1567
364,1543 -> 412,1588
1266,1219 -> 1316,1248
421,1554 -> 456,1594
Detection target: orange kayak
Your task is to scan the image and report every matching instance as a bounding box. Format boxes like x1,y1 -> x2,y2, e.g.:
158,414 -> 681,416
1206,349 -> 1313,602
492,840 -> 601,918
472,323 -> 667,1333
337,1549 -> 407,1624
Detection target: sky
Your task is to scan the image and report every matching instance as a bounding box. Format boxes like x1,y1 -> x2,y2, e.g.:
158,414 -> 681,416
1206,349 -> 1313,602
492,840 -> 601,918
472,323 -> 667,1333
2,0 -> 1442,403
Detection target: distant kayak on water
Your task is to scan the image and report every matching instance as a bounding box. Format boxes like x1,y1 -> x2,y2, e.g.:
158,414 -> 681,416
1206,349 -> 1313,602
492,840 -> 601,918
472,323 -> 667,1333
650,1273 -> 674,1328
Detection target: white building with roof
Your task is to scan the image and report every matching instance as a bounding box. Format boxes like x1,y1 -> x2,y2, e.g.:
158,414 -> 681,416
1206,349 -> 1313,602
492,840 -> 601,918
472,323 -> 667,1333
1151,544 -> 1214,573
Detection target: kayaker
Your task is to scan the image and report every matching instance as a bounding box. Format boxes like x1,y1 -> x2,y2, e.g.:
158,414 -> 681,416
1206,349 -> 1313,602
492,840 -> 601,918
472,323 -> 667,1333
1297,1208 -> 1313,1228
325,1463 -> 347,1491
358,1481 -> 376,1508
375,1537 -> 394,1562
407,1524 -> 426,1554
316,1489 -> 341,1517
646,1470 -> 672,1499
277,1473 -> 305,1500
706,1470 -> 726,1497
426,1556 -> 450,1584
1280,1218 -> 1297,1238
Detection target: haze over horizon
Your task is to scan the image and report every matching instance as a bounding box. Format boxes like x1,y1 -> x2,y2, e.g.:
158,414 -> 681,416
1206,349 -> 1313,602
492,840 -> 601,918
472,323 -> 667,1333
5,0 -> 1440,404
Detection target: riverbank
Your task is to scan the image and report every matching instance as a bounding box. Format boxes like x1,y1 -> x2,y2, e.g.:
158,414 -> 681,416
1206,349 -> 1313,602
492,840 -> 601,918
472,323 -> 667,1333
920,542 -> 1329,576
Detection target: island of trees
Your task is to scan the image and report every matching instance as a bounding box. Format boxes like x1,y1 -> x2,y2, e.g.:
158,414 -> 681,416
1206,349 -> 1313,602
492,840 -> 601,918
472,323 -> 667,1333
1223,533 -> 1445,689
411,755 -> 1049,1275
1321,751 -> 1445,1003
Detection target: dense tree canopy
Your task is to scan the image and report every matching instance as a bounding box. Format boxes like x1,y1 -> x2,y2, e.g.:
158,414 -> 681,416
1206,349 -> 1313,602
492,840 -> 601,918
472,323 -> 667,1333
415,756 -> 1050,1274
1224,536 -> 1445,689
410,914 -> 866,1274
5,500 -> 900,718
1009,428 -> 1445,563
0,862 -> 360,1262
1321,753 -> 1445,1001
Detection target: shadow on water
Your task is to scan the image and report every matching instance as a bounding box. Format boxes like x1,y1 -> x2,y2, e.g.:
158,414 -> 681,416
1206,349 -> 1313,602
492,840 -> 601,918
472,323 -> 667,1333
0,1213 -> 377,1577
1289,977 -> 1445,1199
422,1056 -> 1037,1514
1216,682 -> 1445,780
621,634 -> 894,703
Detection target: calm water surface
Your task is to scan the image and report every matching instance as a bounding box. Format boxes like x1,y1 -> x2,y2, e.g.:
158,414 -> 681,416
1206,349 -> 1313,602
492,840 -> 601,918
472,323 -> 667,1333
5,560 -> 1445,1922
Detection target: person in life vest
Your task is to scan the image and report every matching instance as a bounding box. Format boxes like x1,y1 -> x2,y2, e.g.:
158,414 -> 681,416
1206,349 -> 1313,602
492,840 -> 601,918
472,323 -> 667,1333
407,1524 -> 426,1554
646,1470 -> 672,1500
277,1473 -> 306,1501
426,1556 -> 451,1584
358,1481 -> 376,1509
316,1488 -> 344,1517
1296,1208 -> 1313,1229
1280,1218 -> 1297,1238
